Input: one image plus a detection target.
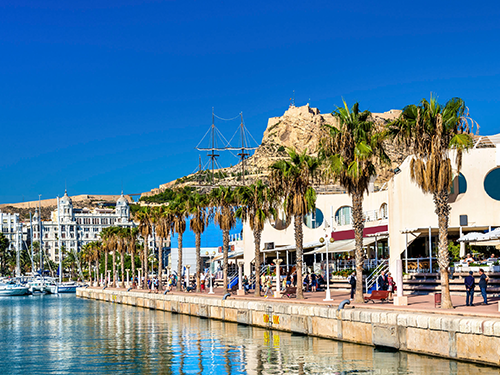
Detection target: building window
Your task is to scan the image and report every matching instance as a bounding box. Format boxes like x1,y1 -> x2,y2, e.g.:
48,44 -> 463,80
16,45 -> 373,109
484,168 -> 500,200
335,206 -> 352,226
303,208 -> 324,229
379,203 -> 388,219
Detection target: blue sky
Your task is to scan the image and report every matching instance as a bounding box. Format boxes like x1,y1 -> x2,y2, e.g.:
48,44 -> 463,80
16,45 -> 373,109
1,0 -> 500,204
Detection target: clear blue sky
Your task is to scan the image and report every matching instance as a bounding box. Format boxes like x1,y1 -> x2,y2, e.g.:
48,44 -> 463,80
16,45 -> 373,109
1,0 -> 500,204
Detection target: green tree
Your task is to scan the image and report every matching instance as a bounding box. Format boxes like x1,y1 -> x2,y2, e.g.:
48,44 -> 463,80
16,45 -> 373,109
269,149 -> 319,299
170,191 -> 189,290
236,180 -> 277,296
210,186 -> 238,293
187,192 -> 209,292
388,95 -> 475,309
136,208 -> 152,289
319,100 -> 389,303
0,234 -> 10,276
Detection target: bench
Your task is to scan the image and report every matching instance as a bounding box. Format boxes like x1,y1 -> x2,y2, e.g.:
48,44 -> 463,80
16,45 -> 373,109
281,286 -> 297,298
364,290 -> 390,303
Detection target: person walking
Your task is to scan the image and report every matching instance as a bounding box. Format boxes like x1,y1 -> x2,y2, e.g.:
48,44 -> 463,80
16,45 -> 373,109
348,272 -> 356,300
464,271 -> 475,306
377,271 -> 388,291
478,268 -> 489,305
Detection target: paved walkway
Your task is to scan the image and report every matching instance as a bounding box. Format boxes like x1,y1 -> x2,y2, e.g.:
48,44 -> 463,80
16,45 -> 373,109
100,285 -> 500,318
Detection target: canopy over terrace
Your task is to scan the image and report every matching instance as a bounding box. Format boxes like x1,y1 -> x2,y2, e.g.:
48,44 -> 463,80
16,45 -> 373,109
457,227 -> 500,247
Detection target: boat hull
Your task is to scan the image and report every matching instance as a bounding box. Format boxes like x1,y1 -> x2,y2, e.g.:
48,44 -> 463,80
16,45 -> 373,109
0,287 -> 30,296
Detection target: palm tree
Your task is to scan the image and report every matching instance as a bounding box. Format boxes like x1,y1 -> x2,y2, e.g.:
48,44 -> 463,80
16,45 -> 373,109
187,192 -> 209,293
155,206 -> 172,291
236,180 -> 277,296
117,228 -> 128,288
210,186 -> 237,293
127,227 -> 139,286
388,95 -> 475,309
81,243 -> 93,282
136,208 -> 152,289
170,194 -> 189,290
269,149 -> 319,299
100,227 -> 112,285
319,100 -> 389,303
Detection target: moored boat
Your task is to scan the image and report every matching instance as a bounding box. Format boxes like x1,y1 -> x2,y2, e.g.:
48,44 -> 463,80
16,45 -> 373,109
0,281 -> 30,296
57,281 -> 78,293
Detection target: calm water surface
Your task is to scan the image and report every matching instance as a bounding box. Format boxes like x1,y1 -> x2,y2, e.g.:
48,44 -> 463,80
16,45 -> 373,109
0,294 -> 498,374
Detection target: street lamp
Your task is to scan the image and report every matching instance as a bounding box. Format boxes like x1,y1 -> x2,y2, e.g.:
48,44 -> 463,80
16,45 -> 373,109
206,251 -> 215,294
319,234 -> 335,301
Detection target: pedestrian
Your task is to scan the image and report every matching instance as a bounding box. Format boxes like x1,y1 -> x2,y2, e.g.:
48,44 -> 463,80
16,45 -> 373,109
200,272 -> 206,292
377,271 -> 388,291
348,272 -> 356,300
264,276 -> 272,298
260,273 -> 267,292
387,272 -> 395,299
478,268 -> 489,305
311,273 -> 317,292
464,270 -> 475,306
243,275 -> 249,292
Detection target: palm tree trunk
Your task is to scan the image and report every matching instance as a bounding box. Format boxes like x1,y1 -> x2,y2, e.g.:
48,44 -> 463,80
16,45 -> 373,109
131,245 -> 136,286
88,260 -> 92,283
104,250 -> 108,285
352,192 -> 365,303
223,229 -> 229,293
177,232 -> 183,291
158,238 -> 163,291
434,190 -> 453,309
294,214 -> 304,299
143,243 -> 149,290
195,232 -> 201,293
120,249 -> 125,288
254,228 -> 262,296
112,249 -> 116,287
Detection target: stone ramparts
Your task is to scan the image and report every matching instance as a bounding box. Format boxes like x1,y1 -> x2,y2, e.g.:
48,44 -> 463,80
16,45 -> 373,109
77,288 -> 500,367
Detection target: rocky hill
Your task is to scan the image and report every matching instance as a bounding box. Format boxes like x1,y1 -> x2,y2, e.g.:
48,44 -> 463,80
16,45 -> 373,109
142,104 -> 407,197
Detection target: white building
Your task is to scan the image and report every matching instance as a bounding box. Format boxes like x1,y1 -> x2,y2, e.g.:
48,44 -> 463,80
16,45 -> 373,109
240,134 -> 500,279
32,191 -> 135,262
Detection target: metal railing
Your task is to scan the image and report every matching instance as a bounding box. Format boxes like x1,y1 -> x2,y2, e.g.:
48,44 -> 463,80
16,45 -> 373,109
365,259 -> 389,293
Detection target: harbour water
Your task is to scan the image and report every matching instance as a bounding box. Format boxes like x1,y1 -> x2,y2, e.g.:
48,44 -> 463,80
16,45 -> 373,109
0,294 -> 498,374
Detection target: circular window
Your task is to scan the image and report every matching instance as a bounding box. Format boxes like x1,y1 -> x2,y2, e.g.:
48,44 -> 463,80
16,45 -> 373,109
335,206 -> 352,226
303,208 -> 324,229
272,212 -> 290,231
484,168 -> 500,200
451,173 -> 467,195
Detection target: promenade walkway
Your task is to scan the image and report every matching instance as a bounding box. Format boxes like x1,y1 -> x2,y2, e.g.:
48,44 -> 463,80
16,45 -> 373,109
103,286 -> 500,318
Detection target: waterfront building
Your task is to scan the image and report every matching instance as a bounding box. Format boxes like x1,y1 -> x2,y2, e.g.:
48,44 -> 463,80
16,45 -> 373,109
31,191 -> 135,262
0,211 -> 23,273
240,134 -> 500,281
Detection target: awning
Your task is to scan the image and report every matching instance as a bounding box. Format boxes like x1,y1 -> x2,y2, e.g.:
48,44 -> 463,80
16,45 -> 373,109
304,235 -> 388,255
261,241 -> 322,253
457,227 -> 500,245
213,250 -> 244,261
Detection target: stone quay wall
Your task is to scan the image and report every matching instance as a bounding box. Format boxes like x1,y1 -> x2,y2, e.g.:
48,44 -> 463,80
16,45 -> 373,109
77,288 -> 500,367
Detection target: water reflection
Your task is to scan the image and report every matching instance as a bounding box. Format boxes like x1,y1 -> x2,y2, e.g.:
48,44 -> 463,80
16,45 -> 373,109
0,295 -> 497,374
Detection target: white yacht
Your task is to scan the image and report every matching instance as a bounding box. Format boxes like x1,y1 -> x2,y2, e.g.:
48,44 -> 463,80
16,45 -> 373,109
0,280 -> 30,296
57,281 -> 78,293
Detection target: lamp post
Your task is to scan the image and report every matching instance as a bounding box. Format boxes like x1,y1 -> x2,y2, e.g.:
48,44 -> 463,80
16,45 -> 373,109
107,270 -> 111,287
320,235 -> 334,301
237,259 -> 245,296
273,259 -> 283,298
138,268 -> 142,289
206,251 -> 215,294
126,269 -> 130,288
185,264 -> 191,289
